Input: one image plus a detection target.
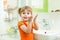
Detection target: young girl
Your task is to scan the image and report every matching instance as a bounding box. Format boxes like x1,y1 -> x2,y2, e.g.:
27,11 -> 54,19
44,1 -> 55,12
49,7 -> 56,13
18,6 -> 39,40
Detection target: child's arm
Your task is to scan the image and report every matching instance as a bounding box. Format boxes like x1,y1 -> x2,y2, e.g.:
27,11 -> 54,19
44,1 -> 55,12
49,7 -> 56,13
20,22 -> 32,33
33,15 -> 39,30
33,21 -> 39,30
20,18 -> 32,33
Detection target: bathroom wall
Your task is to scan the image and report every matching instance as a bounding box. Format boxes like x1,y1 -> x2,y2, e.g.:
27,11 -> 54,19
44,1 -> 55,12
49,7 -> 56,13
48,0 -> 60,12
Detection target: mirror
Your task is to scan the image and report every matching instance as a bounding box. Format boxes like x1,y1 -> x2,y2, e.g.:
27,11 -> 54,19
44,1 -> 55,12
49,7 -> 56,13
32,0 -> 48,12
20,0 -> 48,12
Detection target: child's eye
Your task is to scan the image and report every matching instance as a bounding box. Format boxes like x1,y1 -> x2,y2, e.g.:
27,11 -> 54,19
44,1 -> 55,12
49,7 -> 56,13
27,13 -> 29,15
23,13 -> 25,14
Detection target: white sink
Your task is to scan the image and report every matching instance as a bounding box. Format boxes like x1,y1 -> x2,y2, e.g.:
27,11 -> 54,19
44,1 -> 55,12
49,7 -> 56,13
33,30 -> 60,40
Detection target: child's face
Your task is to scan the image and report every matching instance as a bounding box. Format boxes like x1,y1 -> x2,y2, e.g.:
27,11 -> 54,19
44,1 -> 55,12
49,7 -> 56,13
20,9 -> 32,22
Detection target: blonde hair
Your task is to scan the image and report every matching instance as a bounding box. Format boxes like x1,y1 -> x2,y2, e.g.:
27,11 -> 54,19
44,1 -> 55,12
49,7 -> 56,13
18,6 -> 32,15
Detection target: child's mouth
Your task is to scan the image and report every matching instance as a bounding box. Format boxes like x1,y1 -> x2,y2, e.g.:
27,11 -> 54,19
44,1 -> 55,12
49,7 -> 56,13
24,17 -> 28,19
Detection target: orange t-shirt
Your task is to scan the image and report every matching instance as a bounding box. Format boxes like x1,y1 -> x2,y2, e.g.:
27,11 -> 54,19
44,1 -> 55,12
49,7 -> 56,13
18,21 -> 34,40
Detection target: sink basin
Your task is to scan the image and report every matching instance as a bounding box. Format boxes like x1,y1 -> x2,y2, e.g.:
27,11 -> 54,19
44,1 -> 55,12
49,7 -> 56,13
33,30 -> 60,40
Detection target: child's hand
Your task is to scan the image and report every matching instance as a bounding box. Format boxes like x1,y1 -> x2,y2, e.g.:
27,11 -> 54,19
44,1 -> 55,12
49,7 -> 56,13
33,14 -> 38,22
28,16 -> 32,22
33,14 -> 39,30
28,14 -> 38,22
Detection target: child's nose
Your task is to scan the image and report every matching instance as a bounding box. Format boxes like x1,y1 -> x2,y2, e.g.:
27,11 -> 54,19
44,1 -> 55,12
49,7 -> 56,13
25,13 -> 28,15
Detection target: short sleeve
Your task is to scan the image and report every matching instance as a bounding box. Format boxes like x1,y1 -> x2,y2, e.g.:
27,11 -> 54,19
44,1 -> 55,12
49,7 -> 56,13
18,21 -> 23,29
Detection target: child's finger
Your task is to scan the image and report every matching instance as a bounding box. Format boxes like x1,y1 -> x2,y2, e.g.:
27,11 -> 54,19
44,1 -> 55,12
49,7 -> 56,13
33,14 -> 38,21
34,14 -> 38,19
35,14 -> 38,17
